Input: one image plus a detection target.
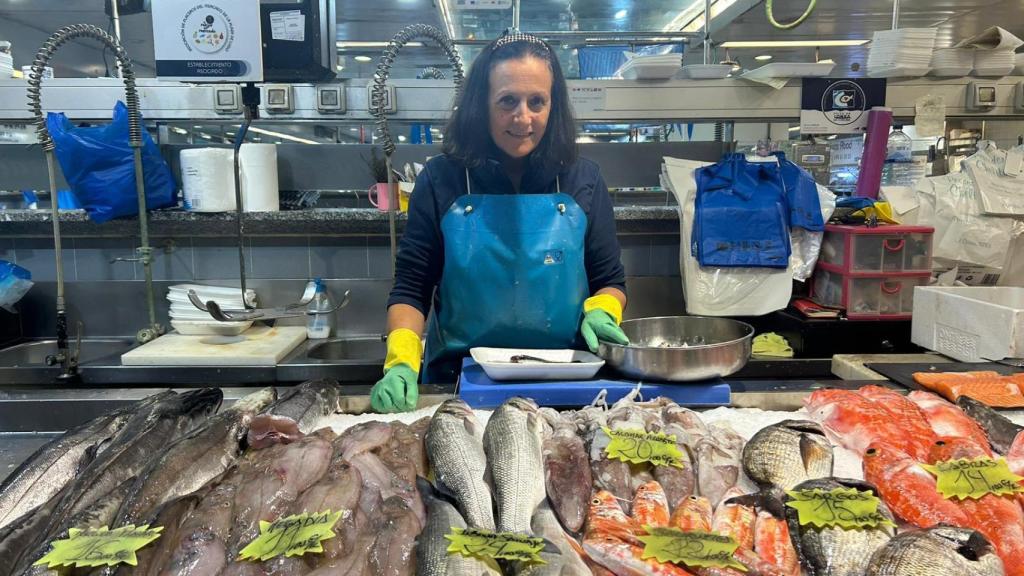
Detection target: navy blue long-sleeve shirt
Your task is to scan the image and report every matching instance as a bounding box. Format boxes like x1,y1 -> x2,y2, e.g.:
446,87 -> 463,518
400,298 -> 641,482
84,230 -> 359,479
387,153 -> 626,317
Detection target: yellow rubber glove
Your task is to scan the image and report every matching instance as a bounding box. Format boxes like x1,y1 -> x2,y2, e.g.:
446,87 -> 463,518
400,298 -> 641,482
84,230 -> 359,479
581,294 -> 629,353
371,328 -> 422,413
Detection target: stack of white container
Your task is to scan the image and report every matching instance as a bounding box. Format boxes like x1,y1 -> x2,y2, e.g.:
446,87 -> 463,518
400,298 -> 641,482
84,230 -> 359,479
0,44 -> 12,78
867,28 -> 938,78
615,52 -> 683,80
973,50 -> 1016,77
929,48 -> 974,77
168,284 -> 256,336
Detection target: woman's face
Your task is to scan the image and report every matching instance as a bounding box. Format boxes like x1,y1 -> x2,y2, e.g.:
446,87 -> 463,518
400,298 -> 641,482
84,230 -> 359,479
488,55 -> 553,161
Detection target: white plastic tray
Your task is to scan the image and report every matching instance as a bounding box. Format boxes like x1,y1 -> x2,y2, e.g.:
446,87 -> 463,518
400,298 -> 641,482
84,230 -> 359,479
678,64 -> 733,79
744,62 -> 836,78
469,347 -> 605,381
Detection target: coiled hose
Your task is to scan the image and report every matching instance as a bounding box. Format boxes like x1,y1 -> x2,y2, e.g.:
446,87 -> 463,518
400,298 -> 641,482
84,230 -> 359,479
370,24 -> 465,156
27,24 -> 140,151
765,0 -> 818,30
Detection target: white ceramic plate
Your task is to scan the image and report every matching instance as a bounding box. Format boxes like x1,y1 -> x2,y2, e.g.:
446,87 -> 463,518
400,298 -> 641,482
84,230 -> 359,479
170,319 -> 253,336
469,347 -> 605,382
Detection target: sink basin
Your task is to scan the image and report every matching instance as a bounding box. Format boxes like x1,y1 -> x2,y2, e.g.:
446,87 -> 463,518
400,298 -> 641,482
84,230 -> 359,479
0,339 -> 137,367
307,338 -> 386,361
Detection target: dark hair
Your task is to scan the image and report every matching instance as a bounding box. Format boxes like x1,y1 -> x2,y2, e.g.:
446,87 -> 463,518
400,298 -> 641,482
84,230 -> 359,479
443,36 -> 577,171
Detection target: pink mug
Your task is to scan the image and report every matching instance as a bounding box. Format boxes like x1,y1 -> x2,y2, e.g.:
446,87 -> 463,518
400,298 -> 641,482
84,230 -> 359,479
368,183 -> 393,211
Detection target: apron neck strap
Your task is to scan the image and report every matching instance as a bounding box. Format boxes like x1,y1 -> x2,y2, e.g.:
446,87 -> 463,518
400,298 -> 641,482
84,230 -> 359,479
465,168 -> 472,195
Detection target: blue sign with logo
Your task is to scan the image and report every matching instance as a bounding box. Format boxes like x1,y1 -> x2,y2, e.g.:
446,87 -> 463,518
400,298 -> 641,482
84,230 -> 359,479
800,78 -> 886,134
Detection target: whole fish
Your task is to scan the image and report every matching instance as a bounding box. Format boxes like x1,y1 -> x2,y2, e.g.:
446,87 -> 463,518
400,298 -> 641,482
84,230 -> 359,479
717,492 -> 799,576
805,389 -> 915,456
368,495 -> 420,576
425,399 -> 494,531
907,391 -> 991,452
303,457 -> 362,563
417,479 -> 501,576
857,386 -> 937,461
0,392 -> 163,528
928,436 -> 1024,576
518,501 -> 592,576
632,481 -> 670,528
866,526 -> 1005,575
655,409 -> 700,511
115,387 -> 276,525
862,442 -> 971,528
264,379 -> 343,433
540,409 -> 592,534
336,421 -> 394,461
741,420 -> 833,493
784,478 -> 895,576
161,477 -> 239,576
0,479 -> 80,575
585,490 -> 641,545
349,450 -> 425,528
955,396 -> 1022,454
484,397 -> 546,534
117,490 -> 208,576
381,420 -> 430,481
669,496 -> 712,532
753,507 -> 800,576
583,534 -> 697,576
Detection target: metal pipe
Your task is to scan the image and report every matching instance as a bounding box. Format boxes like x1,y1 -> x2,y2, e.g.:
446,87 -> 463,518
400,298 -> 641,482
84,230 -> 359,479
512,0 -> 521,31
386,155 -> 397,278
109,0 -> 122,78
133,147 -> 158,337
892,0 -> 900,29
233,107 -> 254,306
703,0 -> 712,65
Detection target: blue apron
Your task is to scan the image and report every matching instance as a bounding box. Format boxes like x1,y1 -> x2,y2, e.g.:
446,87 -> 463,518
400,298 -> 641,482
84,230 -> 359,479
423,170 -> 589,384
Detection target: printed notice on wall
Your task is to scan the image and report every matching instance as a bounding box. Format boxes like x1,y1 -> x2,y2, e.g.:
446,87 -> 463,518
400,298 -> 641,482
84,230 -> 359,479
270,11 -> 305,42
569,86 -> 606,114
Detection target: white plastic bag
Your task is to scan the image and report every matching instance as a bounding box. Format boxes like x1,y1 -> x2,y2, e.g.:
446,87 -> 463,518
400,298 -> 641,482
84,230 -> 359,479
964,141 -> 1024,216
791,184 -> 837,282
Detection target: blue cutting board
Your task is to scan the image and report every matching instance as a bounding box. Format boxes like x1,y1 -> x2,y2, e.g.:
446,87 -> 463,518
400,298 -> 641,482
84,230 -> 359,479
457,358 -> 731,408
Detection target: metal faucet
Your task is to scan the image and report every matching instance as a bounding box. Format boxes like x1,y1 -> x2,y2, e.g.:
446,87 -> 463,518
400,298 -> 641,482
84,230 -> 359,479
27,24 -> 163,383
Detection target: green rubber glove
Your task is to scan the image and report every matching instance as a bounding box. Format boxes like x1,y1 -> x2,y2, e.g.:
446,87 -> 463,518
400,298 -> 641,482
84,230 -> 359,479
371,364 -> 419,413
580,294 -> 629,353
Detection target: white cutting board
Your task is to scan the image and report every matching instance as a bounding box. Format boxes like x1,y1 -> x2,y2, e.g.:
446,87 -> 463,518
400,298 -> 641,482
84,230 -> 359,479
121,326 -> 307,366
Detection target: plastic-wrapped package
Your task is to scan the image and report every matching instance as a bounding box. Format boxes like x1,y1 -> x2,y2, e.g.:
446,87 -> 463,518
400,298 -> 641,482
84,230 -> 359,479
0,260 -> 32,312
664,156 -> 835,316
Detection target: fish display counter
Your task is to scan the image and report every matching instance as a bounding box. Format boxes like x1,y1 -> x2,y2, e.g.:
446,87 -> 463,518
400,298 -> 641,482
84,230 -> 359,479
2,378 -> 1023,575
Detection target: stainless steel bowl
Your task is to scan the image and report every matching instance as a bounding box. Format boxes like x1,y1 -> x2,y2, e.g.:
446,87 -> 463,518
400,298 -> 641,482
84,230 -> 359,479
598,316 -> 754,382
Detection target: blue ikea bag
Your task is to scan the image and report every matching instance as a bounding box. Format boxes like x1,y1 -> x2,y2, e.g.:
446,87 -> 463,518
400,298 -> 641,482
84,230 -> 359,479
46,101 -> 176,223
692,153 -> 791,268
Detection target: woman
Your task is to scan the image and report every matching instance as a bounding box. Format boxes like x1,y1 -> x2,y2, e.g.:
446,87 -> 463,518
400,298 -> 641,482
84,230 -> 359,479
371,31 -> 629,413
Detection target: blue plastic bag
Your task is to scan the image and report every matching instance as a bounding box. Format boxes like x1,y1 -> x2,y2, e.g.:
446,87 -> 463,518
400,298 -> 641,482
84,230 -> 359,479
774,152 -> 825,232
0,260 -> 32,313
47,102 -> 176,223
692,153 -> 791,268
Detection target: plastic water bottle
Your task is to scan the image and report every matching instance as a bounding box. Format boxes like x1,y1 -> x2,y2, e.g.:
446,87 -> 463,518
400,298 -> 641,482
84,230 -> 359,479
882,125 -> 914,186
306,279 -> 333,339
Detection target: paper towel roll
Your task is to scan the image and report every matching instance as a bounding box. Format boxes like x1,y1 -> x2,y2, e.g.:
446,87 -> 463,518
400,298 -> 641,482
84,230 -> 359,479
180,148 -> 236,212
239,144 -> 280,212
179,145 -> 281,213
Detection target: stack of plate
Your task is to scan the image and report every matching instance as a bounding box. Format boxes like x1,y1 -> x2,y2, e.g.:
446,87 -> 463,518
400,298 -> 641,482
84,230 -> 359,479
973,50 -> 1016,77
867,28 -> 938,78
168,284 -> 256,336
929,48 -> 974,77
1015,53 -> 1024,75
616,53 -> 682,80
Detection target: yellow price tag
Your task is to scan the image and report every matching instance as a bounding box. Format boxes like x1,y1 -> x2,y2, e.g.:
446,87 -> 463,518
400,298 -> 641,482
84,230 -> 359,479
922,457 -> 1024,500
34,525 -> 163,568
785,488 -> 896,529
238,510 -> 345,562
603,427 -> 685,468
445,528 -> 547,564
637,527 -> 746,571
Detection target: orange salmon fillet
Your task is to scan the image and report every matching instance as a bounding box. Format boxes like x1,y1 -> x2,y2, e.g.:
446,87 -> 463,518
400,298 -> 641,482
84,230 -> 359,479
913,371 -> 1024,407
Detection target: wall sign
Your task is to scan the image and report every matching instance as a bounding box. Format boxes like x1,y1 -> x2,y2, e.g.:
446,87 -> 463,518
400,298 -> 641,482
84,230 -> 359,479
152,0 -> 263,82
800,78 -> 886,134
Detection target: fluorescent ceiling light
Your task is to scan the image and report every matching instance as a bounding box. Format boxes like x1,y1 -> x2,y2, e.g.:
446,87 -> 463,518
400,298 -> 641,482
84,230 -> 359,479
754,54 -> 773,61
354,55 -> 373,62
398,135 -> 407,142
337,41 -> 423,48
720,40 -> 868,48
662,0 -> 739,33
614,9 -> 627,19
170,127 -> 188,135
248,126 -> 321,145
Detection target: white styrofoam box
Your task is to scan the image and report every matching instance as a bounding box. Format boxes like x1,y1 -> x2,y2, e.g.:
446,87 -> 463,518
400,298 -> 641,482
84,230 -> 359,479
912,286 -> 1024,362
469,347 -> 605,381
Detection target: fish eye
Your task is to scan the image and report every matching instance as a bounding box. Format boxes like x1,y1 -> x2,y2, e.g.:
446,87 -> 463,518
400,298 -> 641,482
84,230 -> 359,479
865,448 -> 877,456
592,498 -> 601,505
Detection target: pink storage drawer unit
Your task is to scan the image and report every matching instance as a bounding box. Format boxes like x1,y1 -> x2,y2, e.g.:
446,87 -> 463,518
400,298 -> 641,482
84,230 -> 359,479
811,268 -> 930,320
818,224 -> 934,274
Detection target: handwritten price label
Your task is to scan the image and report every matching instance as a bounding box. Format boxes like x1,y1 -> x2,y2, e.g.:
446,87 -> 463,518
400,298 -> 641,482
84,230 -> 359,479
785,488 -> 896,529
603,427 -> 685,468
445,528 -> 546,564
238,510 -> 345,562
922,457 -> 1024,500
638,527 -> 746,571
34,525 -> 163,568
